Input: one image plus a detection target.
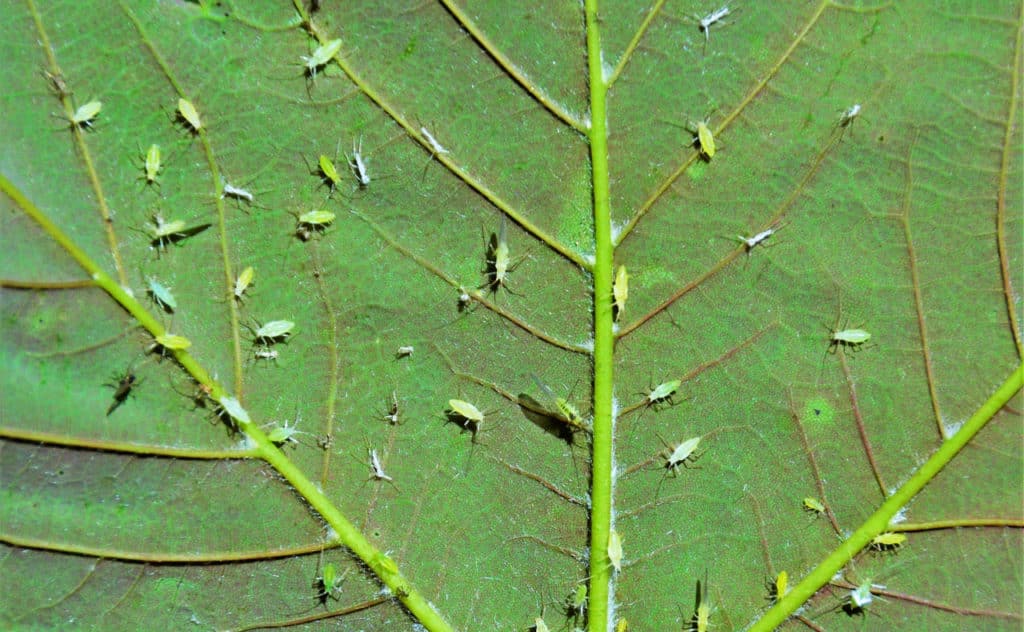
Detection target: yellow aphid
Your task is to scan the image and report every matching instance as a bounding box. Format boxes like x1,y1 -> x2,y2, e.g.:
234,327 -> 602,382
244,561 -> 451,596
177,98 -> 201,132
803,497 -> 825,514
144,144 -> 161,184
613,264 -> 628,320
615,619 -> 628,632
871,532 -> 907,551
155,333 -> 191,350
234,266 -> 255,301
694,118 -> 715,158
70,100 -> 102,129
607,529 -> 623,572
297,210 -> 336,226
775,570 -> 788,601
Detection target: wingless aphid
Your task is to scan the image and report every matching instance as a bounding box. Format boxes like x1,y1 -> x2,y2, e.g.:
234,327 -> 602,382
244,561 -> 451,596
566,584 -> 587,623
314,561 -> 346,604
383,390 -> 401,425
691,116 -> 716,159
483,216 -> 515,294
301,38 -> 342,80
871,532 -> 907,552
315,154 -> 342,193
607,529 -> 623,573
250,319 -> 295,345
421,126 -> 449,155
177,98 -> 202,133
296,210 -> 336,234
696,6 -> 731,46
368,448 -> 394,483
155,333 -> 191,351
447,399 -> 486,439
234,266 -> 255,302
69,100 -> 102,130
143,144 -> 162,185
613,264 -> 628,321
803,496 -> 826,515
661,434 -> 702,475
646,379 -> 682,408
692,574 -> 712,632
829,325 -> 871,353
221,178 -> 254,204
146,276 -> 177,312
396,345 -> 414,358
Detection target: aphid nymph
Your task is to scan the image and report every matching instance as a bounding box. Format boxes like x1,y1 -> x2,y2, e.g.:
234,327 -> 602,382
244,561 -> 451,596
177,98 -> 202,133
396,345 -> 414,358
294,210 -> 336,239
69,100 -> 102,130
829,325 -> 872,353
803,496 -> 825,515
368,447 -> 394,483
146,276 -> 177,312
234,266 -> 255,302
738,226 -> 777,252
613,264 -> 628,321
301,38 -> 342,80
143,144 -> 162,185
221,178 -> 254,204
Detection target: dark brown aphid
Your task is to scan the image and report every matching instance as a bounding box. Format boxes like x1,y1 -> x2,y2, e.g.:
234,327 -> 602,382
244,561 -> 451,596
106,369 -> 139,415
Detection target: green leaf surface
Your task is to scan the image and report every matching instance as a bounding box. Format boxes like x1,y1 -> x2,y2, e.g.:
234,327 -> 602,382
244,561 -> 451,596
1,1 -> 1022,630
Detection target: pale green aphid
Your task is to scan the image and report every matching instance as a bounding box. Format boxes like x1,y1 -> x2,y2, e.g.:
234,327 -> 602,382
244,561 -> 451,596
301,38 -> 342,78
646,379 -> 681,406
234,266 -> 254,301
145,214 -> 187,251
483,216 -> 514,293
146,276 -> 176,311
155,333 -> 191,350
253,320 -> 294,343
871,532 -> 907,551
217,395 -> 251,425
531,374 -> 587,431
315,561 -> 345,603
533,617 -> 550,632
607,529 -> 623,573
267,416 -> 303,446
254,347 -> 279,363
298,209 -> 336,227
144,144 -> 161,184
317,154 -> 341,191
803,496 -> 826,514
692,117 -> 716,158
830,327 -> 871,350
177,97 -> 201,132
70,100 -> 102,129
448,399 -> 484,425
775,571 -> 788,601
566,584 -> 587,621
613,264 -> 628,320
663,435 -> 701,474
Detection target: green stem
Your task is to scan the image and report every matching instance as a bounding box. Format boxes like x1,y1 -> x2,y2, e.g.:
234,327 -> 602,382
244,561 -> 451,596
0,172 -> 454,632
750,361 -> 1024,631
584,0 -> 615,629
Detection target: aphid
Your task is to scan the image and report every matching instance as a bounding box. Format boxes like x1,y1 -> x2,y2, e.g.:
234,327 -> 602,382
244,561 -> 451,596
145,214 -> 186,249
691,117 -> 716,158
221,178 -> 254,203
106,368 -> 138,415
250,319 -> 295,344
43,69 -> 70,98
828,326 -> 872,353
696,6 -> 731,45
69,100 -> 102,129
613,264 -> 628,321
871,532 -> 907,551
447,398 -> 485,437
532,617 -> 550,632
646,379 -> 682,408
295,210 -> 336,237
692,575 -> 711,632
738,227 -> 776,252
301,38 -> 342,79
803,496 -> 826,515
217,395 -> 251,425
234,266 -> 255,301
348,136 -> 370,187
155,333 -> 191,351
314,561 -> 346,604
383,390 -> 400,424
254,347 -> 279,363
483,216 -> 515,294
607,529 -> 623,572
146,276 -> 177,312
662,435 -> 702,475
267,415 -> 304,446
773,571 -> 788,602
565,584 -> 587,622
421,126 -> 449,155
315,154 -> 342,193
368,448 -> 394,482
839,103 -> 862,128
845,580 -> 876,613
396,345 -> 414,358
531,374 -> 587,431
143,144 -> 162,184
615,619 -> 628,632
177,98 -> 202,132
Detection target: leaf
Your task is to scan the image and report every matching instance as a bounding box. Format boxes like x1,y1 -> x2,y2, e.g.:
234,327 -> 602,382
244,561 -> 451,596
1,1 -> 1022,630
